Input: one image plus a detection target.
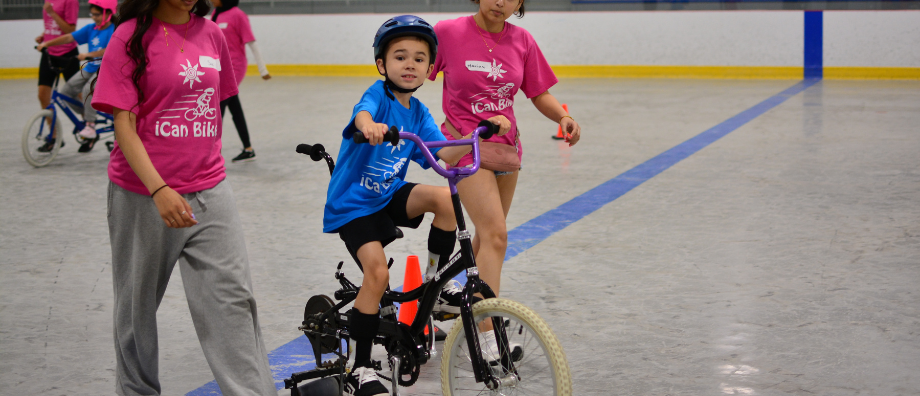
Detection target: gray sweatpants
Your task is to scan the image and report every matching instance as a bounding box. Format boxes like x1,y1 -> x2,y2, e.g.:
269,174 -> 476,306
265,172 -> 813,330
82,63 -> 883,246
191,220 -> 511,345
59,70 -> 97,123
107,180 -> 276,396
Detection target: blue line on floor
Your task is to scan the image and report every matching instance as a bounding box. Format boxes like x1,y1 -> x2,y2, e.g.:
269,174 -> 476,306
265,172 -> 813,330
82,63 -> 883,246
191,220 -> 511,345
187,78 -> 820,395
505,78 -> 820,260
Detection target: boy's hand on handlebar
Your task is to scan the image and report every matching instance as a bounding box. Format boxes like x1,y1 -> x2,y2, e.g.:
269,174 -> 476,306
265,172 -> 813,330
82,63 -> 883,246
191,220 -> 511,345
360,123 -> 390,146
486,115 -> 511,137
560,117 -> 581,146
77,53 -> 87,61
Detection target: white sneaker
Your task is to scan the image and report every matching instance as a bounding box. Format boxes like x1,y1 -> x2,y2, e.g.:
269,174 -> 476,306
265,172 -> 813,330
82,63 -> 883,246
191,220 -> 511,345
433,279 -> 482,314
78,124 -> 97,139
479,329 -> 523,366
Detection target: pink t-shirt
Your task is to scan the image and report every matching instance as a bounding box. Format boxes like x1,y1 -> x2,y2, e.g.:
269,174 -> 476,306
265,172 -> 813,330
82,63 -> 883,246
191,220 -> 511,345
214,7 -> 256,86
42,0 -> 78,56
92,15 -> 238,195
429,16 -> 557,168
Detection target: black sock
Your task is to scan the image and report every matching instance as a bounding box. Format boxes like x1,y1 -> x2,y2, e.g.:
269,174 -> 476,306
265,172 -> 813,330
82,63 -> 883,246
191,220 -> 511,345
349,308 -> 380,369
426,226 -> 456,282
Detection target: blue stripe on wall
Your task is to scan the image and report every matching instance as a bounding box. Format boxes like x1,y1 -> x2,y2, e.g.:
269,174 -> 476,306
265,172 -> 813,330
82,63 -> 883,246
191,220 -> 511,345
187,78 -> 821,395
804,10 -> 823,79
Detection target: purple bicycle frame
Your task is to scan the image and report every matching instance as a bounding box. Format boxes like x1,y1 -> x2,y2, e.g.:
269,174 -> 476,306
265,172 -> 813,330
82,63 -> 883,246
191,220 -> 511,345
397,125 -> 488,194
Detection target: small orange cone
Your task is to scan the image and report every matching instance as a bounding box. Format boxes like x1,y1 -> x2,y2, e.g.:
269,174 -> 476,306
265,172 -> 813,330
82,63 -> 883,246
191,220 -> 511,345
397,255 -> 428,335
552,103 -> 569,140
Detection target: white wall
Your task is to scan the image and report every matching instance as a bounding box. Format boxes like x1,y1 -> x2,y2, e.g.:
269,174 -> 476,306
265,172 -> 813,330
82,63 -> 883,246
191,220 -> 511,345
2,10 -> 918,70
824,11 -> 920,68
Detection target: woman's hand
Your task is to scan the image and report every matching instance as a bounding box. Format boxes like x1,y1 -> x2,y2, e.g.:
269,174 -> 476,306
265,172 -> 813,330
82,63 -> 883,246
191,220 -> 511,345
560,116 -> 581,146
36,42 -> 47,51
487,115 -> 511,137
35,35 -> 44,44
152,187 -> 198,228
42,1 -> 55,15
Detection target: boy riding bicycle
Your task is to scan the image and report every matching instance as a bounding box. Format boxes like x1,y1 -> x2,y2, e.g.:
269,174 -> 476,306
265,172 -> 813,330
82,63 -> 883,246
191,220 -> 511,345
323,15 -> 507,395
36,0 -> 115,152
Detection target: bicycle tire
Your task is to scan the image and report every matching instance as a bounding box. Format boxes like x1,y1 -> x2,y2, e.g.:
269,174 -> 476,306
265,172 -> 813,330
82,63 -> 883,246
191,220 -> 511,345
441,298 -> 572,396
22,110 -> 63,167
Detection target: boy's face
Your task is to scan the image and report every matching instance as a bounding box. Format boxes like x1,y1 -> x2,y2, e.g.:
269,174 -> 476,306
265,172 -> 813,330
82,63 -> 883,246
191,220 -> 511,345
376,36 -> 434,91
89,6 -> 105,25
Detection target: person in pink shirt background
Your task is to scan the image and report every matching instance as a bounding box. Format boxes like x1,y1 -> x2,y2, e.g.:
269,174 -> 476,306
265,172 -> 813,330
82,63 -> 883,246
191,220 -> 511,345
90,0 -> 276,393
35,0 -> 79,115
429,0 -> 582,308
212,0 -> 271,163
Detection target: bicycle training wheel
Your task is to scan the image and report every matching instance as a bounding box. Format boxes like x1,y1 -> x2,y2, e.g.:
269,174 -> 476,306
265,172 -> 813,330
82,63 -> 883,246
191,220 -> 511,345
22,110 -> 63,167
441,298 -> 572,396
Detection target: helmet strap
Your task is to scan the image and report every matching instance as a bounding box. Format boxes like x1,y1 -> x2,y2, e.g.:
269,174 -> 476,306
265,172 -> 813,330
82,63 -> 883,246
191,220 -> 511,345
380,63 -> 422,100
95,9 -> 112,29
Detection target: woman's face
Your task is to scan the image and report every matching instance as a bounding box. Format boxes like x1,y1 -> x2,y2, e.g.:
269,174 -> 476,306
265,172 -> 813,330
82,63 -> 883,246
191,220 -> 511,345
478,0 -> 522,23
161,0 -> 198,13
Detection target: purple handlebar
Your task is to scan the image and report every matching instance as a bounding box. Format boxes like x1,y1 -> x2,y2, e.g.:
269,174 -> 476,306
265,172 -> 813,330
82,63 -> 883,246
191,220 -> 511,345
399,125 -> 488,182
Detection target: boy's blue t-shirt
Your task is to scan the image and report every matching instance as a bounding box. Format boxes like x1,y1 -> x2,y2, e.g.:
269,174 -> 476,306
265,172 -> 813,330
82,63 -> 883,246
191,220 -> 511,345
70,23 -> 114,74
323,80 -> 447,233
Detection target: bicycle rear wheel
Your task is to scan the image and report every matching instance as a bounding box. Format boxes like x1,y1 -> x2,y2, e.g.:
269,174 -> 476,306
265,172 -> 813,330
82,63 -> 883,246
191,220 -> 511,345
22,110 -> 63,167
441,298 -> 572,395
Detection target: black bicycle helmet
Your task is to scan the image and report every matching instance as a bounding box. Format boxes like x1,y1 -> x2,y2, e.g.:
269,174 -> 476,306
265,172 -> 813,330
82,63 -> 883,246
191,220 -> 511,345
373,15 -> 438,64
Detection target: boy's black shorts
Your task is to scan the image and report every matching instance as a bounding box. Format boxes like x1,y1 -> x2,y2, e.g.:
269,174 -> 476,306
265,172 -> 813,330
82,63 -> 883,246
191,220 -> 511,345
337,183 -> 424,264
38,48 -> 80,87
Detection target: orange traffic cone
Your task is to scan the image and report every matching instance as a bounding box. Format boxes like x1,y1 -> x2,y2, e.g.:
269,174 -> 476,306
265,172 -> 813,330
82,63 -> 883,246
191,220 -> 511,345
552,103 -> 569,140
397,255 -> 428,335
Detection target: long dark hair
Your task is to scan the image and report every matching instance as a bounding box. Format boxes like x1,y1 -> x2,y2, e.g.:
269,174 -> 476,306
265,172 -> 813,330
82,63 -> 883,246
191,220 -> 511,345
211,0 -> 239,22
115,0 -> 211,110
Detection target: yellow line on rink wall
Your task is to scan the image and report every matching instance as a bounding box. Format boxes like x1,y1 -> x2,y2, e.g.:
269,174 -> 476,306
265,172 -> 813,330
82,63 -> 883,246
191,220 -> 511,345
549,65 -> 804,79
0,68 -> 37,79
823,67 -> 920,80
4,65 -> 918,80
246,64 -> 379,77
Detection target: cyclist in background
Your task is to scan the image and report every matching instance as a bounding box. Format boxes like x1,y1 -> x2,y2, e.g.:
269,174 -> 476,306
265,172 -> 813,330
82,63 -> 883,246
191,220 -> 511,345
36,0 -> 116,152
36,0 -> 79,122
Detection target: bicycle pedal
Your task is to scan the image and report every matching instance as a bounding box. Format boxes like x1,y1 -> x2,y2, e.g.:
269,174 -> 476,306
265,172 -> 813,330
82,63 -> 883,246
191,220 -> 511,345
433,312 -> 458,321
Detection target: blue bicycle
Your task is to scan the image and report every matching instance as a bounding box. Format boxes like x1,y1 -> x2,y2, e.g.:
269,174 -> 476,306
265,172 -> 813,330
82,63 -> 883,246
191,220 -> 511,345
22,51 -> 115,167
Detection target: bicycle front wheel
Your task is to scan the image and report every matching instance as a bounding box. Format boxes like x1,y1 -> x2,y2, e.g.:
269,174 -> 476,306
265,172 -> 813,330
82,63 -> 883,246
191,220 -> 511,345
441,298 -> 572,396
22,110 -> 63,167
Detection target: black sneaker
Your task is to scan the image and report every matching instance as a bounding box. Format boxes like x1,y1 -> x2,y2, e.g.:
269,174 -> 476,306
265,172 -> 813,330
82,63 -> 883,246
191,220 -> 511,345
78,137 -> 99,153
433,280 -> 481,314
231,148 -> 256,162
343,366 -> 388,396
37,140 -> 62,153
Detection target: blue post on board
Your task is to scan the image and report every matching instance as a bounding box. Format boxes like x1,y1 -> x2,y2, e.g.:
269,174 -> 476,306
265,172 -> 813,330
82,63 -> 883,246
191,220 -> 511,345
804,10 -> 823,79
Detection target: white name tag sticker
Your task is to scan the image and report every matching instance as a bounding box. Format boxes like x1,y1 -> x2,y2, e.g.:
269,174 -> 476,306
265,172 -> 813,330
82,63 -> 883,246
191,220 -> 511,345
218,22 -> 228,29
465,60 -> 490,72
199,56 -> 221,71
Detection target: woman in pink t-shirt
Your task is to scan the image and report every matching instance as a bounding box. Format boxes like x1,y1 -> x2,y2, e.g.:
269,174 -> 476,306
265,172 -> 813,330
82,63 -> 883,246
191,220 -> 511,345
430,0 -> 582,300
212,0 -> 271,162
90,0 -> 275,394
35,0 -> 79,113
